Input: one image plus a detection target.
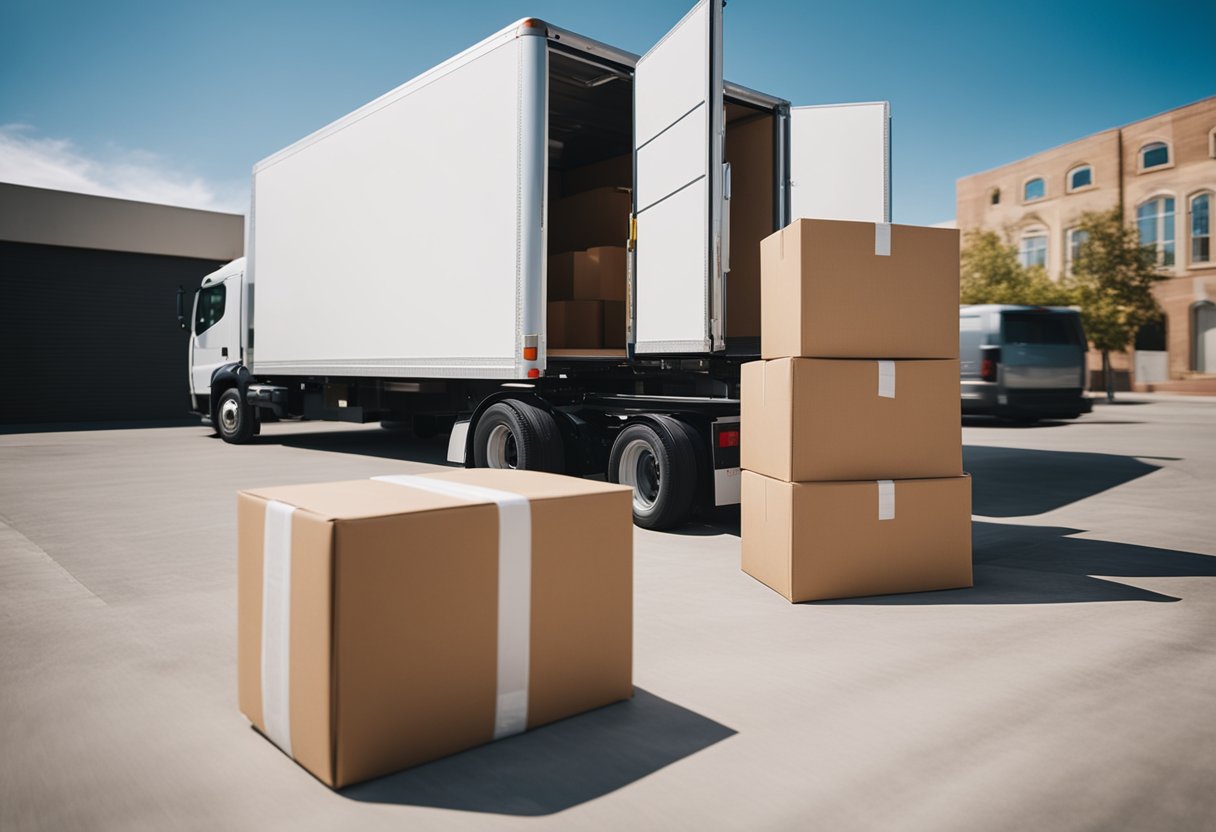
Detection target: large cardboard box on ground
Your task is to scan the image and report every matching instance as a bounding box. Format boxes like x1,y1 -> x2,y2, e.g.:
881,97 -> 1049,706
549,187 -> 631,254
548,300 -> 604,349
741,471 -> 972,603
237,469 -> 634,788
741,358 -> 963,481
760,219 -> 960,359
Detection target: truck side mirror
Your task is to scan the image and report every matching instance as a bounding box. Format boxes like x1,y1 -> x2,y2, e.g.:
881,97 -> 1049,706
176,285 -> 189,331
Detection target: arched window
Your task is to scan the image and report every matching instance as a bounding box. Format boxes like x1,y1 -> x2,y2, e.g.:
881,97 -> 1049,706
1140,142 -> 1170,170
1023,177 -> 1045,202
1192,192 -> 1212,264
1067,164 -> 1093,191
1019,228 -> 1048,269
990,187 -> 1001,206
1137,196 -> 1175,267
1209,127 -> 1215,159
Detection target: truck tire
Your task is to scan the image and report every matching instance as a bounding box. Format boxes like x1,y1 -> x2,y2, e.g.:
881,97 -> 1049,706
216,387 -> 255,444
608,416 -> 697,530
473,401 -> 565,473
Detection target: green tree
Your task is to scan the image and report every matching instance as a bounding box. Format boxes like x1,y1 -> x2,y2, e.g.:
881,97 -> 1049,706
960,230 -> 1074,306
1068,209 -> 1166,402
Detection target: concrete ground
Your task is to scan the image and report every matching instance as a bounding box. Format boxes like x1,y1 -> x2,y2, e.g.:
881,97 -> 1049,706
2,395 -> 1214,831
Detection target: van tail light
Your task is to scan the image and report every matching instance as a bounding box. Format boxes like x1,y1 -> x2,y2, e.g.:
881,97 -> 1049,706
980,346 -> 1001,382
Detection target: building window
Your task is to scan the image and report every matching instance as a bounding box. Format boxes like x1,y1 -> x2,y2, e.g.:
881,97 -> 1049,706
1137,196 -> 1175,267
1067,164 -> 1093,191
1023,177 -> 1045,202
1192,192 -> 1211,264
1140,142 -> 1170,170
990,188 -> 1001,206
1019,230 -> 1048,269
1066,227 -> 1089,273
1209,127 -> 1216,158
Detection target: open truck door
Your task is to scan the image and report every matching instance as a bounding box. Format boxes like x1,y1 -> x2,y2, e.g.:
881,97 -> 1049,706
632,0 -> 725,355
789,101 -> 891,223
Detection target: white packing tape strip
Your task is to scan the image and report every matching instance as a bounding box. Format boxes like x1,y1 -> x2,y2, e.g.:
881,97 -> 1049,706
373,475 -> 532,740
877,360 -> 896,398
874,222 -> 891,256
261,500 -> 296,756
877,480 -> 895,521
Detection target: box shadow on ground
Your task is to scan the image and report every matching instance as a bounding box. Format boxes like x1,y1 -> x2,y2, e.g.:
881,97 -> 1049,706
964,445 -> 1168,516
818,521 -> 1216,606
340,688 -> 736,816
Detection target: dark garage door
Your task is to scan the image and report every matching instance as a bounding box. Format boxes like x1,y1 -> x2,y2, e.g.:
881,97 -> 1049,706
1,240 -> 226,425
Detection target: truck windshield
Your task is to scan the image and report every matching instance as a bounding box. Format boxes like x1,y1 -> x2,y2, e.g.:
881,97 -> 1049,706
1003,312 -> 1079,345
195,284 -> 226,335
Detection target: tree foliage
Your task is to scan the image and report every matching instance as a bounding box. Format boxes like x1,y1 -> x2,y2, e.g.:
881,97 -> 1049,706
1068,209 -> 1165,353
959,230 -> 1074,307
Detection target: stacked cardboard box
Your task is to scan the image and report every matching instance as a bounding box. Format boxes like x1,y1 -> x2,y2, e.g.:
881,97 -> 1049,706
741,218 -> 972,602
548,245 -> 627,350
237,469 -> 634,787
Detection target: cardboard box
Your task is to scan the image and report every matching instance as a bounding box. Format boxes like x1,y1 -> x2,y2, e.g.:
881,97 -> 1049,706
741,471 -> 972,603
723,114 -> 773,338
549,187 -> 632,254
760,219 -> 960,359
547,247 -> 627,302
237,469 -> 634,788
548,300 -> 604,349
602,300 -> 626,349
576,246 -> 627,301
548,251 -> 577,300
741,358 -> 962,481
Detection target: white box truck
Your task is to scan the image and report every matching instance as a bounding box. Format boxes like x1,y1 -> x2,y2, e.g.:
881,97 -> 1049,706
180,1 -> 891,528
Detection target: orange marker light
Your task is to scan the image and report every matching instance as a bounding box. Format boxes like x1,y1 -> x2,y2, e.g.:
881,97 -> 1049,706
523,346 -> 537,361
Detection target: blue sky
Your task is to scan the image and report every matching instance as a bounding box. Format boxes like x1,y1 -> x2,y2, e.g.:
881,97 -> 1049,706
2,0 -> 1213,224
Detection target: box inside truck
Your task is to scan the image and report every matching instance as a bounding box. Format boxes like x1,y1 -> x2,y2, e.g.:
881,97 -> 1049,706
545,49 -> 775,356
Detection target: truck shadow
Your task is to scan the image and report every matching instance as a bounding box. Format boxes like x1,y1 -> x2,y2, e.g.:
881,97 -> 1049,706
251,424 -> 457,466
965,445 -> 1170,516
816,521 -> 1216,606
340,688 -> 735,815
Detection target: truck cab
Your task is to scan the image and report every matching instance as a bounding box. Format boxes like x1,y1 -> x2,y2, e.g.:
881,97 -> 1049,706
184,258 -> 247,431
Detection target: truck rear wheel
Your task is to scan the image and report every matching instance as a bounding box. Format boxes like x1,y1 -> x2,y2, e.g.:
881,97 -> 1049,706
472,401 -> 565,473
216,387 -> 255,444
609,416 -> 697,531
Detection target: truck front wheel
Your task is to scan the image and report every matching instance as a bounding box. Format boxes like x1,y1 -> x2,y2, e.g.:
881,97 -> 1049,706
216,387 -> 255,444
472,401 -> 565,473
608,416 -> 697,530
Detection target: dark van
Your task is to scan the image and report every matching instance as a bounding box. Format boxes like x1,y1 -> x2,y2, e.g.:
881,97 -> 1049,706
960,305 -> 1093,421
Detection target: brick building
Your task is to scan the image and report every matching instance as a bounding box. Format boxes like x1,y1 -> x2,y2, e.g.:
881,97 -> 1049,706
957,97 -> 1216,393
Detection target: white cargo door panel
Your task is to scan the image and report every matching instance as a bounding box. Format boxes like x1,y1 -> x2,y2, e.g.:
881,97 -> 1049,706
633,0 -> 723,354
790,101 -> 890,223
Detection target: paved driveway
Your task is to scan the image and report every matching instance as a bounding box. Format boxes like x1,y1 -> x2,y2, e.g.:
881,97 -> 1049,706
2,396 -> 1214,831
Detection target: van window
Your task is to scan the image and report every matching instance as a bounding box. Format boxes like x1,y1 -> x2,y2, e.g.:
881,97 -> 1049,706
1003,312 -> 1079,345
195,284 -> 226,335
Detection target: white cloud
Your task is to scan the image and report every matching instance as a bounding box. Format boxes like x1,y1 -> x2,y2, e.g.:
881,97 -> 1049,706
0,124 -> 246,213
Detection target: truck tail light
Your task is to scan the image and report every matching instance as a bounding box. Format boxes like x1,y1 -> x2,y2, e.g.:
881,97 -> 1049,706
718,429 -> 740,448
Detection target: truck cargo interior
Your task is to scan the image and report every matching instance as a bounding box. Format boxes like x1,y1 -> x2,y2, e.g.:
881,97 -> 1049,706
545,49 -> 775,356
